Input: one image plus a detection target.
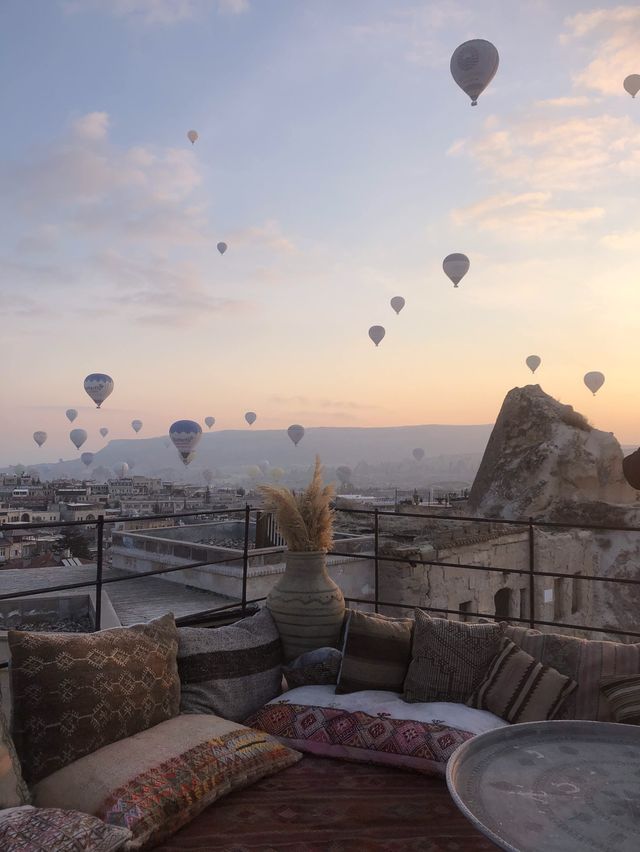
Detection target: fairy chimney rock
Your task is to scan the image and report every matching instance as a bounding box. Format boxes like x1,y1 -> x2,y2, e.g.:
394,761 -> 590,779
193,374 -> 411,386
468,385 -> 638,520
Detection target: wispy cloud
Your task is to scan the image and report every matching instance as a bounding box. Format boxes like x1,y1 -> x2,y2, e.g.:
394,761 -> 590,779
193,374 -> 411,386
63,0 -> 248,25
229,219 -> 297,254
534,96 -> 594,108
600,229 -> 640,251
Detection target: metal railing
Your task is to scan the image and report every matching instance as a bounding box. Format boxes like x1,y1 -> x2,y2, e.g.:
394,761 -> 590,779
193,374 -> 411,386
1,504 -> 640,655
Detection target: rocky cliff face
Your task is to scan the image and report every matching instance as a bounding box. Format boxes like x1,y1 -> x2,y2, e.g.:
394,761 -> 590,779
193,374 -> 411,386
468,385 -> 638,521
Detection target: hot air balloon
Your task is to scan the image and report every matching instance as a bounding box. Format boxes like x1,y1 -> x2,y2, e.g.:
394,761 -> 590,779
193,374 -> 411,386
187,129 -> 198,144
245,411 -> 257,426
368,325 -> 385,347
526,355 -> 541,374
584,371 -> 605,395
271,467 -> 284,482
336,465 -> 352,485
204,416 -> 215,429
443,253 -> 470,287
258,460 -> 271,475
412,448 -> 425,462
33,431 -> 47,448
99,427 -> 109,438
81,452 -> 94,467
622,448 -> 640,489
623,75 -> 640,98
247,465 -> 260,479
450,39 -> 499,106
131,420 -> 143,434
70,428 -> 88,450
117,462 -> 129,478
217,242 -> 228,255
169,419 -> 202,466
84,373 -> 114,408
390,296 -> 405,315
66,409 -> 78,423
287,424 -> 305,446
202,469 -> 214,486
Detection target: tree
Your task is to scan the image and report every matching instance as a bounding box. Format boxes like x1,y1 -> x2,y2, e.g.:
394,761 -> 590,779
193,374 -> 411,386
59,529 -> 91,560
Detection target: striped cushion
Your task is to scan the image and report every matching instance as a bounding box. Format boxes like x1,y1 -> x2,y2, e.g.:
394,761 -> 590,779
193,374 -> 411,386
336,610 -> 413,694
600,675 -> 640,725
468,638 -> 577,723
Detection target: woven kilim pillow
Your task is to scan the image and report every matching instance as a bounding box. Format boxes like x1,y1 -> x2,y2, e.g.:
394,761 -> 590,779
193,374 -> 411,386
9,612 -> 180,785
403,609 -> 504,704
0,693 -> 30,808
335,609 -> 413,694
178,608 -> 283,721
0,807 -> 131,852
467,638 -> 578,723
600,674 -> 640,725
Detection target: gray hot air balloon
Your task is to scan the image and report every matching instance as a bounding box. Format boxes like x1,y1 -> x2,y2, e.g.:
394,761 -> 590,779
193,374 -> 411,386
169,420 -> 202,466
258,460 -> 271,475
287,424 -> 305,446
66,408 -> 78,423
390,296 -> 405,315
70,428 -> 88,450
81,452 -> 94,467
526,355 -> 541,374
584,371 -> 605,395
623,75 -> 640,98
245,411 -> 257,426
203,468 -> 214,486
187,129 -> 199,144
450,39 -> 499,106
100,427 -> 109,438
84,373 -> 114,408
368,325 -> 386,347
217,242 -> 228,255
117,462 -> 129,478
412,448 -> 425,462
131,419 -> 143,434
33,431 -> 47,447
443,254 -> 470,287
204,416 -> 215,429
336,465 -> 352,484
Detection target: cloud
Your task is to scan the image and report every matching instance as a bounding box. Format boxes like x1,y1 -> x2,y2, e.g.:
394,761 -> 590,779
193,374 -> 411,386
534,96 -> 594,107
229,219 -> 296,254
562,6 -> 640,95
63,0 -> 247,24
600,229 -> 640,251
451,192 -> 604,238
269,395 -> 382,411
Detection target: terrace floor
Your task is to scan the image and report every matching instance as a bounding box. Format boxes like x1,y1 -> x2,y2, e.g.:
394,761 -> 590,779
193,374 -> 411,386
154,754 -> 499,851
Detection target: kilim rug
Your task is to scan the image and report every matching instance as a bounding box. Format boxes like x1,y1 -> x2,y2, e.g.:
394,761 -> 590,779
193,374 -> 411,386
152,755 -> 499,851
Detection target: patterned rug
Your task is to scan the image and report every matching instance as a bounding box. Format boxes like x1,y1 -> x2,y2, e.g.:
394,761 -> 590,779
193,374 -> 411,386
153,755 -> 499,851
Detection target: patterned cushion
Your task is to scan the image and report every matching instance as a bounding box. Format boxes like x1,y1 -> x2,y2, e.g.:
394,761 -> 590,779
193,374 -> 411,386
505,624 -> 640,721
178,608 -> 283,721
9,613 -> 180,785
0,692 -> 29,808
283,647 -> 342,689
0,806 -> 131,851
600,675 -> 640,724
404,610 -> 504,704
467,638 -> 577,723
335,610 -> 413,694
32,714 -> 301,850
246,700 -> 474,777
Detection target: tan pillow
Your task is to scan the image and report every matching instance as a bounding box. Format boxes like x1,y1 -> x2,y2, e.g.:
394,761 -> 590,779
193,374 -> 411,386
600,674 -> 640,725
336,609 -> 413,694
468,638 -> 577,723
9,613 -> 180,785
403,609 -> 503,703
0,696 -> 29,808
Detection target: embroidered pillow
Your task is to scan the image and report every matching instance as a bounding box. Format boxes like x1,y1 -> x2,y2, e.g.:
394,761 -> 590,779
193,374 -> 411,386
403,610 -> 503,704
0,694 -> 29,808
467,638 -> 577,723
336,610 -> 413,694
600,674 -> 640,725
283,647 -> 342,690
178,608 -> 283,721
9,612 -> 180,785
0,806 -> 131,852
32,714 -> 301,850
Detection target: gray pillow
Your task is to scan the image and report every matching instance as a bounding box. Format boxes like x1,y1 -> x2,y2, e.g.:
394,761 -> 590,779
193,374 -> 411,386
178,608 -> 283,722
283,647 -> 342,689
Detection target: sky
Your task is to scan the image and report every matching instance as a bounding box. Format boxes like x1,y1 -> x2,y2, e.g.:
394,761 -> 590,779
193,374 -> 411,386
1,0 -> 640,465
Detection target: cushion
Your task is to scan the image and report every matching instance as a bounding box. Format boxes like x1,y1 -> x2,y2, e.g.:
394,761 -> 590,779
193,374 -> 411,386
32,714 -> 301,850
404,610 -> 503,704
0,806 -> 131,851
246,684 -> 507,777
283,647 -> 342,689
505,624 -> 640,721
178,608 -> 283,721
0,693 -> 29,808
600,674 -> 640,724
335,609 -> 413,694
467,638 -> 578,723
9,613 -> 180,785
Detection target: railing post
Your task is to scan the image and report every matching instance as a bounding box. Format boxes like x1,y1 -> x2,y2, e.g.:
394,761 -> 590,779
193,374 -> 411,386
95,515 -> 104,631
241,504 -> 250,615
374,507 -> 380,614
528,517 -> 535,629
